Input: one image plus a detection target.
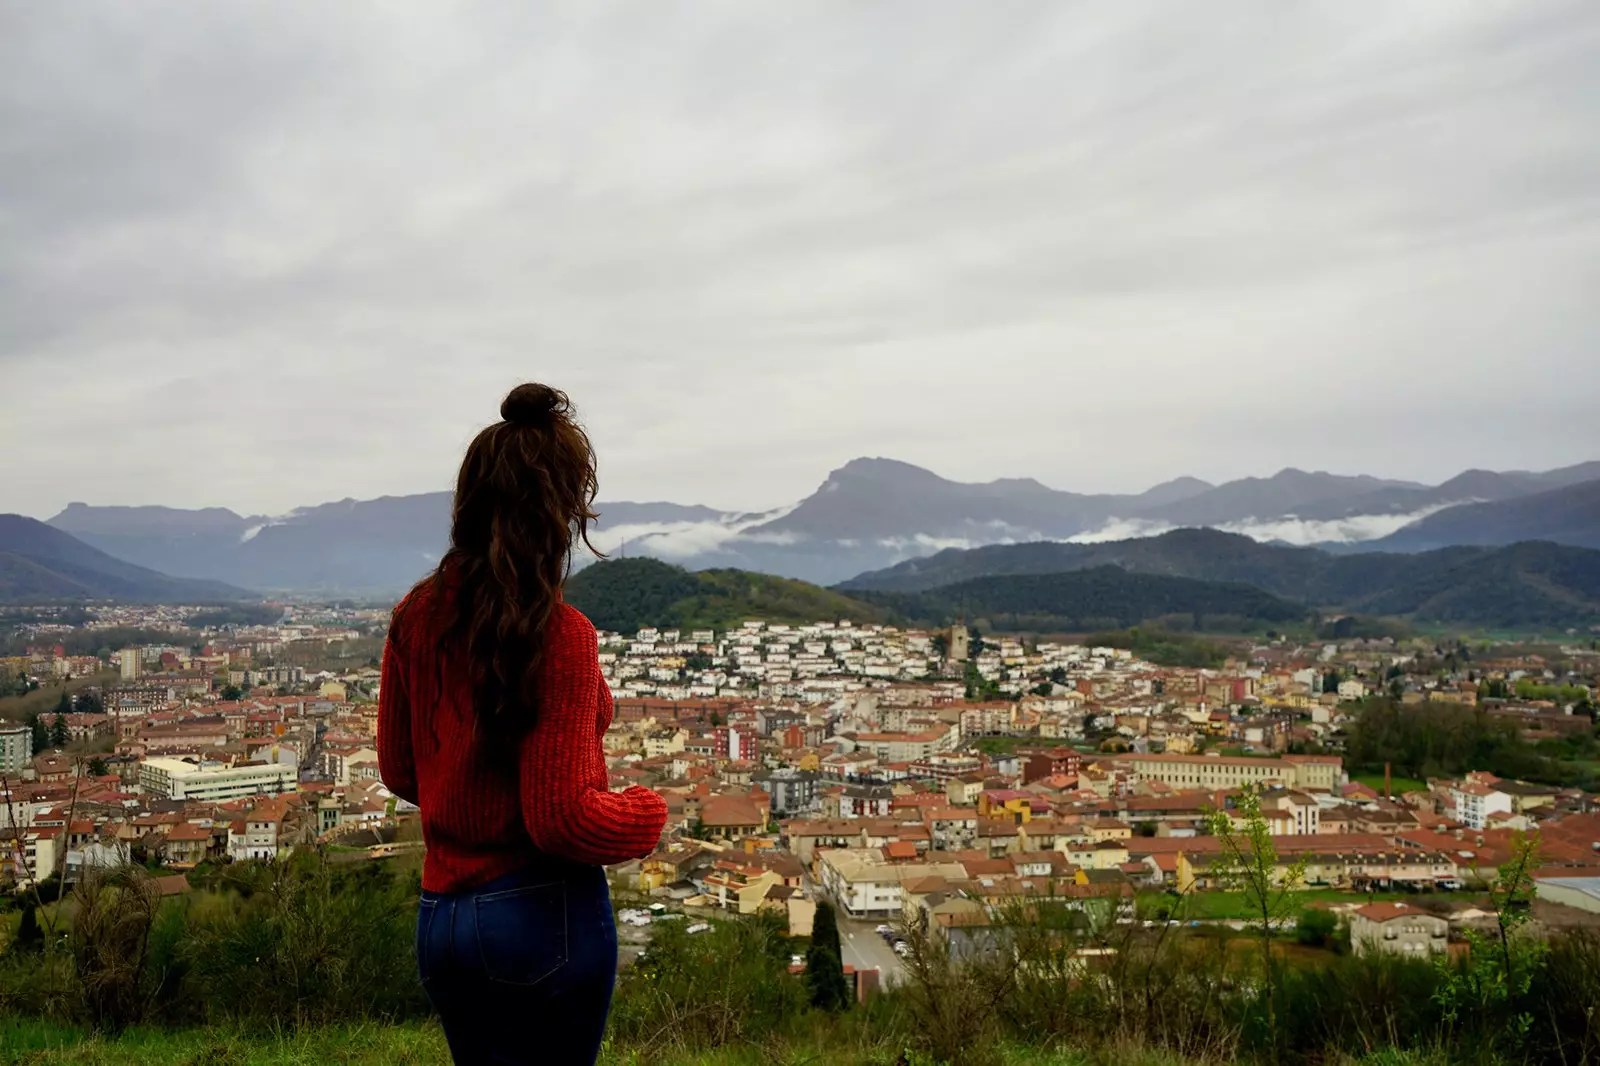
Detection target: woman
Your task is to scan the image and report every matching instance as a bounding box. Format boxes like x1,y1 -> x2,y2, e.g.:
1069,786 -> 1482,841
378,383 -> 668,1065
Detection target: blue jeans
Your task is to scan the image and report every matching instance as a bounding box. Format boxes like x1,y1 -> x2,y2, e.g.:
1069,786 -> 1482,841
416,864 -> 618,1065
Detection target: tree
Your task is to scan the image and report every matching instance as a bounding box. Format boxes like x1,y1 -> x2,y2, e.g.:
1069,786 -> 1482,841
25,711 -> 48,755
49,714 -> 69,749
1206,789 -> 1307,1062
88,757 -> 109,778
804,901 -> 852,1011
53,693 -> 73,717
1322,671 -> 1342,694
220,683 -> 244,701
75,690 -> 103,716
13,902 -> 43,953
1296,907 -> 1339,948
1031,682 -> 1053,697
1434,832 -> 1543,1053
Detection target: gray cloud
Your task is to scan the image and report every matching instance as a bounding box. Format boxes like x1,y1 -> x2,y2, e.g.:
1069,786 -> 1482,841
4,1 -> 1599,518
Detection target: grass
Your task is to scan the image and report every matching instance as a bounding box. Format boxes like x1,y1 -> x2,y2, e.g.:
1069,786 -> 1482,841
973,736 -> 1032,755
0,1019 -> 1455,1065
0,1019 -> 1170,1066
1351,772 -> 1429,796
1169,889 -> 1410,921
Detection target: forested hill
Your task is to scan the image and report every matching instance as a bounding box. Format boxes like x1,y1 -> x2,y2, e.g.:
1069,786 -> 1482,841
0,514 -> 253,604
838,529 -> 1600,630
564,558 -> 891,633
564,556 -> 1308,635
851,567 -> 1307,634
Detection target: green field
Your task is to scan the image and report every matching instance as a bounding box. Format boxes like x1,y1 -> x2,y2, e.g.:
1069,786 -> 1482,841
1351,772 -> 1429,796
0,1019 -> 1218,1066
1163,889 -> 1428,922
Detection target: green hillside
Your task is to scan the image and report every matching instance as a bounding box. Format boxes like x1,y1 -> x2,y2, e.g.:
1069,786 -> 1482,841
564,557 -> 888,633
840,529 -> 1600,631
567,557 -> 1311,635
855,565 -> 1308,633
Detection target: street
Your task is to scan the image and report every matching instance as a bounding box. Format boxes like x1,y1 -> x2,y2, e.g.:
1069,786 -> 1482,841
799,868 -> 907,987
836,914 -> 908,988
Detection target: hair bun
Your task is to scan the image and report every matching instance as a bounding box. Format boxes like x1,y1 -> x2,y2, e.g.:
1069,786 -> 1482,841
501,383 -> 567,426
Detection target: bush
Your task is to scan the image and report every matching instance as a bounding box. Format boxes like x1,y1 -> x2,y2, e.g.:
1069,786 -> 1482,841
1295,908 -> 1339,948
177,854 -> 426,1029
70,866 -> 161,1032
607,911 -> 808,1054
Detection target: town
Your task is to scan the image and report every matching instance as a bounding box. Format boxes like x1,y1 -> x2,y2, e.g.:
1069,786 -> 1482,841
2,602 -> 1597,994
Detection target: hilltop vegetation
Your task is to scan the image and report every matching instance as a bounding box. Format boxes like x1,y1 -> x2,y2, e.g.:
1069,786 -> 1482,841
5,851 -> 1600,1066
854,566 -> 1308,634
564,557 -> 889,632
839,528 -> 1600,631
567,557 -> 1309,637
1081,626 -> 1233,668
1342,696 -> 1600,789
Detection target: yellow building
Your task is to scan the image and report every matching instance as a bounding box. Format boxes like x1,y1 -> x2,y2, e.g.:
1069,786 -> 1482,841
976,791 -> 1036,823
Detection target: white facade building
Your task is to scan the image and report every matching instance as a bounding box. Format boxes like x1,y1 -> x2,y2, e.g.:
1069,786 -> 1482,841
139,757 -> 297,801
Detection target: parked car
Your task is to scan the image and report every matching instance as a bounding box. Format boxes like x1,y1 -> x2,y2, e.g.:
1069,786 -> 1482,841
893,941 -> 911,957
686,922 -> 711,935
875,924 -> 894,937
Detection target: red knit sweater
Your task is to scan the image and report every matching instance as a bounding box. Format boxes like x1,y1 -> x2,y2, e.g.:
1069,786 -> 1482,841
377,585 -> 667,893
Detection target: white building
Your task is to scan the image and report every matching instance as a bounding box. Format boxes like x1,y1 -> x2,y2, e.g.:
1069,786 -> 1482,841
118,648 -> 140,680
1449,781 -> 1512,830
139,757 -> 297,802
0,724 -> 32,775
816,848 -> 968,917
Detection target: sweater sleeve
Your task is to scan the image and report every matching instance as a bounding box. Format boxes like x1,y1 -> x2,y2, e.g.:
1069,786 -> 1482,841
376,634 -> 420,805
520,615 -> 668,866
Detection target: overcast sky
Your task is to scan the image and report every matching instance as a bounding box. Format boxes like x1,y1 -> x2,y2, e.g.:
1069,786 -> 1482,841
5,2 -> 1599,520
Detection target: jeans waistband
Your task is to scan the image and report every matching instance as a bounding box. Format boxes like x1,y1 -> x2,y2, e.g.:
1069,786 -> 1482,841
423,859 -> 602,903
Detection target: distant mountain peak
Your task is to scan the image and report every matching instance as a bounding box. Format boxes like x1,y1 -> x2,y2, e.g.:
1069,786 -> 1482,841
831,457 -> 942,480
0,514 -> 253,603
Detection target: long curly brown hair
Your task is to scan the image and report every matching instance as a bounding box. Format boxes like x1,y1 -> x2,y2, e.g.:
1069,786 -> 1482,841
398,382 -> 601,735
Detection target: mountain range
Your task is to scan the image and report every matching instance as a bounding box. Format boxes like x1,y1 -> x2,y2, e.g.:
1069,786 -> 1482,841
841,527 -> 1600,631
41,456 -> 1600,592
0,515 -> 251,604
572,531 -> 1600,635
9,499 -> 1600,631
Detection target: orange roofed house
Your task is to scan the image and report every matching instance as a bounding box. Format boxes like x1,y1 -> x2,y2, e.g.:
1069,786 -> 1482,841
1350,902 -> 1448,957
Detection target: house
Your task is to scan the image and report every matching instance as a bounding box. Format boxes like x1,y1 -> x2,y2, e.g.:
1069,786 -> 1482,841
1259,788 -> 1321,836
840,784 -> 893,819
703,858 -> 784,914
977,790 -> 1042,824
699,794 -> 767,840
1449,779 -> 1513,831
229,797 -> 291,861
1350,902 -> 1448,957
816,847 -> 968,917
161,822 -> 219,867
753,767 -> 818,816
927,807 -> 981,851
946,773 -> 986,806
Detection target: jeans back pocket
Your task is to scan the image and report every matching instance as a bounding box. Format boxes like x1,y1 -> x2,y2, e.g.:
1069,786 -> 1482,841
415,896 -> 439,985
474,881 -> 569,986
